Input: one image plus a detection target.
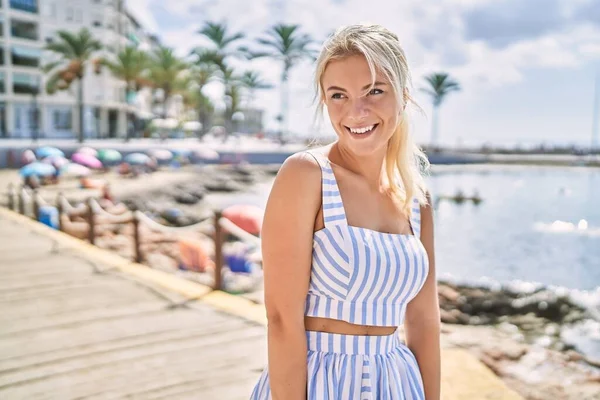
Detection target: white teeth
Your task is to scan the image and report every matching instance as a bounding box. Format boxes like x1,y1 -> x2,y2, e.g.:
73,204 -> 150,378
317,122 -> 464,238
349,125 -> 375,134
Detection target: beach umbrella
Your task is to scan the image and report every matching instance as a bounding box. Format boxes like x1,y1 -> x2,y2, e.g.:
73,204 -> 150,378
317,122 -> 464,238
222,204 -> 264,235
71,152 -> 103,169
77,147 -> 97,157
42,155 -> 69,169
35,147 -> 64,158
171,148 -> 192,157
60,162 -> 91,177
97,149 -> 122,163
193,147 -> 220,161
124,152 -> 151,165
148,149 -> 173,161
183,121 -> 202,131
21,149 -> 36,165
19,162 -> 56,178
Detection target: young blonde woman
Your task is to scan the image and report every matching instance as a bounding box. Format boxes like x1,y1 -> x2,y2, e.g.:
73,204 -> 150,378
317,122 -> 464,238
250,23 -> 441,400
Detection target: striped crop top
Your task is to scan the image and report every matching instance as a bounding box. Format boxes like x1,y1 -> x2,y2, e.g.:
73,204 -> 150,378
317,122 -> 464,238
304,151 -> 429,327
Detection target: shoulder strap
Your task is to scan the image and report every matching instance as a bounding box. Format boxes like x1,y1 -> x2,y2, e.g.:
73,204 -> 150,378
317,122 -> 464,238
304,151 -> 347,227
410,197 -> 421,238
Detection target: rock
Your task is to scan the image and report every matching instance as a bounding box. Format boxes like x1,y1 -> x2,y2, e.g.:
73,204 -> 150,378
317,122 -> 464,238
483,348 -> 504,360
440,309 -> 459,324
174,191 -> 199,205
438,284 -> 460,302
503,344 -> 528,360
204,180 -> 244,192
479,354 -> 503,376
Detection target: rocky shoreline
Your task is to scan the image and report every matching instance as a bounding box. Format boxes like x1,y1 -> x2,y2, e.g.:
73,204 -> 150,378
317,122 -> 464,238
436,281 -> 600,399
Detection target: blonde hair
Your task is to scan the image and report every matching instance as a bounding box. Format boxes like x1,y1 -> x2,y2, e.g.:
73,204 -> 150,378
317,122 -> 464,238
313,23 -> 430,214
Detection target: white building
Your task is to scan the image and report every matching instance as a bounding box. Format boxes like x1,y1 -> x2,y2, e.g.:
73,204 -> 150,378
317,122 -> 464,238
0,0 -> 159,139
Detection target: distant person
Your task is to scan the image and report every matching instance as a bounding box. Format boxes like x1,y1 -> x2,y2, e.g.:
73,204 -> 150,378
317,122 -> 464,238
250,24 -> 439,399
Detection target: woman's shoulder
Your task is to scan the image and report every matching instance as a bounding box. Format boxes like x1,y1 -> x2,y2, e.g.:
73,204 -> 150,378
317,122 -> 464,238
264,150 -> 324,222
277,149 -> 324,179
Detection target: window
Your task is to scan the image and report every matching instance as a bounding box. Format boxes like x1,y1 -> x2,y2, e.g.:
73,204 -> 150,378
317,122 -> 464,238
92,14 -> 102,27
0,15 -> 4,37
11,45 -> 40,67
11,20 -> 39,41
66,7 -> 73,21
0,48 -> 4,65
0,72 -> 5,93
75,9 -> 82,22
10,0 -> 38,13
13,72 -> 39,94
45,2 -> 56,17
14,107 -> 21,129
53,109 -> 72,130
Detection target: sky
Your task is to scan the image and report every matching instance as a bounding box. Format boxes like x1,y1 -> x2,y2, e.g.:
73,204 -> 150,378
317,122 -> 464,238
126,0 -> 600,148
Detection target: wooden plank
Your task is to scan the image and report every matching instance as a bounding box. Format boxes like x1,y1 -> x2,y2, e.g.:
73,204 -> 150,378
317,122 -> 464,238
0,324 -> 265,399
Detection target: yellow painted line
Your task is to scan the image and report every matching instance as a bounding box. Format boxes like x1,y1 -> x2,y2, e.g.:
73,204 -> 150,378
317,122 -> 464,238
1,207 -> 522,399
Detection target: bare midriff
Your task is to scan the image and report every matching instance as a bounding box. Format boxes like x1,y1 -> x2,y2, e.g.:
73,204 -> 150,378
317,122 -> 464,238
304,316 -> 397,336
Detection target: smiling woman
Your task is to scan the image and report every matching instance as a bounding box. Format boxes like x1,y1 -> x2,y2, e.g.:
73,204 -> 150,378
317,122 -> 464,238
250,23 -> 440,400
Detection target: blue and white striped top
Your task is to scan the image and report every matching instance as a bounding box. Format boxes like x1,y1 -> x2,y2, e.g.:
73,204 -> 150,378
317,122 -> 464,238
304,151 -> 429,327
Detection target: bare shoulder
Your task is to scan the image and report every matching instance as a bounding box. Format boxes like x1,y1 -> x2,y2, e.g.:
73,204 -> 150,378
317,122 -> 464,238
263,151 -> 323,223
270,151 -> 321,196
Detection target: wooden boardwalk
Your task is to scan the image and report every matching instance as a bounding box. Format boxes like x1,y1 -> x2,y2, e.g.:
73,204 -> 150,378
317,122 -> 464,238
0,213 -> 267,399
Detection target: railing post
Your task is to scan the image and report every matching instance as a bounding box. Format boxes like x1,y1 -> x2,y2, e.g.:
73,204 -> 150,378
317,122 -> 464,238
7,183 -> 14,210
18,186 -> 25,215
213,210 -> 224,291
56,193 -> 63,232
87,197 -> 95,245
32,189 -> 40,221
131,206 -> 142,263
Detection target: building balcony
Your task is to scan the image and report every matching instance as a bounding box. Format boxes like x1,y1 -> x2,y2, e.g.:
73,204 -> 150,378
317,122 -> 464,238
10,0 -> 38,14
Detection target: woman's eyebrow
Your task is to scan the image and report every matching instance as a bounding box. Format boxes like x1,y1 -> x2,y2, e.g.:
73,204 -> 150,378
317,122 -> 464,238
326,81 -> 387,92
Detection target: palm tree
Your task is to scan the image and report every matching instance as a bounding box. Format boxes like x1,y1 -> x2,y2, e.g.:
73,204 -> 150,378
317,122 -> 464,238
101,46 -> 149,141
188,49 -> 220,137
44,28 -> 102,143
147,46 -> 186,118
195,21 -> 248,71
221,67 -> 241,135
240,70 -> 272,107
421,73 -> 461,149
253,24 -> 317,142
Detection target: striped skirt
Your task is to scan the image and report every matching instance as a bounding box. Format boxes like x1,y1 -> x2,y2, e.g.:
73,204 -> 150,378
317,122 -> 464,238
250,330 -> 425,399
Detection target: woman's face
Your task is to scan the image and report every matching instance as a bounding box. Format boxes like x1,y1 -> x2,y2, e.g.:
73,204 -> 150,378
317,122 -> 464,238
321,54 -> 402,156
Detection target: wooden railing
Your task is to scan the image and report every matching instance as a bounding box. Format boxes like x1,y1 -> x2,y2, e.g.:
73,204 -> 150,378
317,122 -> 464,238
4,183 -> 261,291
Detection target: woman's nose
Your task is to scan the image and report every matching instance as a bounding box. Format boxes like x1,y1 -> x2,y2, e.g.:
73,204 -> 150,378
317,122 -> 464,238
347,98 -> 369,120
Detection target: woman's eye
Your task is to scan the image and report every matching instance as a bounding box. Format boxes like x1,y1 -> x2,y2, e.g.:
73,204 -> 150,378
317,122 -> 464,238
369,88 -> 383,95
331,93 -> 345,99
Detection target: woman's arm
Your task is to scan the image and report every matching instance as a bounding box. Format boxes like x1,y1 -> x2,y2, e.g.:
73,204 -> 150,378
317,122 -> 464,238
261,153 -> 322,400
405,195 -> 441,400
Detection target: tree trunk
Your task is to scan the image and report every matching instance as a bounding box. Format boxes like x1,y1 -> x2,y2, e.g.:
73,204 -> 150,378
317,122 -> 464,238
430,104 -> 439,150
279,73 -> 289,144
78,78 -> 85,143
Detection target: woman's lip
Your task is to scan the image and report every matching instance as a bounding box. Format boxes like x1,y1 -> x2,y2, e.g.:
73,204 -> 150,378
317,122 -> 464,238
344,124 -> 378,131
